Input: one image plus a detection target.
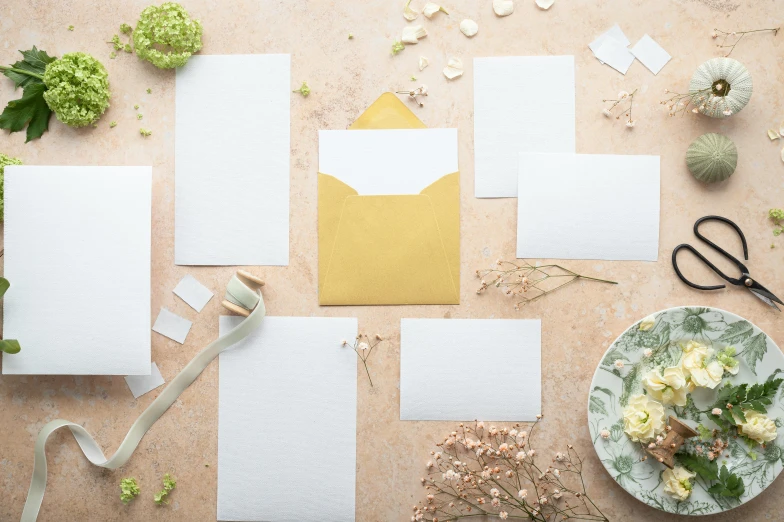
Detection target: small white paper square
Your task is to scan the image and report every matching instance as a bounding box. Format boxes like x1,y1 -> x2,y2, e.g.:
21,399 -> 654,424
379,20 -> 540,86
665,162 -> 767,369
173,275 -> 213,312
517,153 -> 660,261
152,308 -> 192,344
124,362 -> 165,398
218,316 -> 358,522
400,319 -> 541,421
631,34 -> 672,75
594,39 -> 636,74
589,24 -> 630,54
2,166 -> 151,375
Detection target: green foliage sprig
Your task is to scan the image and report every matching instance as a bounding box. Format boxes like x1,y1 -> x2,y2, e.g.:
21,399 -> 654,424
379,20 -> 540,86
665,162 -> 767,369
154,473 -> 176,505
678,453 -> 745,499
709,378 -> 783,427
0,277 -> 20,354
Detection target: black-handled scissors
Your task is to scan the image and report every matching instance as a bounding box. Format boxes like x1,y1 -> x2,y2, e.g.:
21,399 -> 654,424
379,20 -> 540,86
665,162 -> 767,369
672,215 -> 784,312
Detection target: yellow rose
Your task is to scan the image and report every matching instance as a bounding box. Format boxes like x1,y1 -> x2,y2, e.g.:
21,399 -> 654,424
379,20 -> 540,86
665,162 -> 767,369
680,340 -> 723,389
663,466 -> 696,501
623,394 -> 666,443
639,314 -> 656,331
737,411 -> 778,444
643,365 -> 688,406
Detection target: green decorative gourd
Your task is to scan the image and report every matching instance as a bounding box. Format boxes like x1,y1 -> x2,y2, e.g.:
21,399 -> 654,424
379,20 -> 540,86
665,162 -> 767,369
686,133 -> 738,183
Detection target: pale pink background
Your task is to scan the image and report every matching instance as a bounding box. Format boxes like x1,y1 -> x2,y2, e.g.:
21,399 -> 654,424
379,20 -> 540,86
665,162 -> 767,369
1,0 -> 783,520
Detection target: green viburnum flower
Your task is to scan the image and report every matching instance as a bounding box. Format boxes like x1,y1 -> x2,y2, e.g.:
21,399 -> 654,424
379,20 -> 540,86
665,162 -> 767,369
392,40 -> 405,55
293,82 -> 311,97
120,477 -> 140,504
0,153 -> 22,221
716,346 -> 739,375
120,23 -> 133,35
133,3 -> 203,69
154,473 -> 176,505
42,52 -> 110,127
771,208 -> 784,236
139,127 -> 152,137
110,121 -> 117,128
67,25 -> 74,31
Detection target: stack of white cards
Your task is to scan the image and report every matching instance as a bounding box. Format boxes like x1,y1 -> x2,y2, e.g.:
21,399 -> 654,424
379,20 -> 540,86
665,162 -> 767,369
589,24 -> 671,75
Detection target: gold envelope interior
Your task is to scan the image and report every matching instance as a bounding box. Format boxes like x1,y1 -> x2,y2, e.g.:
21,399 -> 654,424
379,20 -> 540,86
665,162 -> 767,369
318,91 -> 460,305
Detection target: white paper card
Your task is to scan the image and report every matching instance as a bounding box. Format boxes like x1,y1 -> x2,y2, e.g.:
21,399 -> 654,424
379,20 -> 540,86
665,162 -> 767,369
125,362 -> 165,398
173,274 -> 213,312
319,129 -> 458,194
218,316 -> 358,522
152,308 -> 192,344
400,319 -> 541,421
589,24 -> 630,54
2,166 -> 151,375
594,39 -> 636,74
175,54 -> 290,266
517,153 -> 660,260
631,34 -> 672,75
474,56 -> 575,198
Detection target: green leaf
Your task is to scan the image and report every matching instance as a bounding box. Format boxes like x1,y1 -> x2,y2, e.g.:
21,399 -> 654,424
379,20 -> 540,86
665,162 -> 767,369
0,82 -> 52,142
0,277 -> 9,299
717,320 -> 753,345
2,47 -> 56,90
677,453 -> 719,482
589,395 -> 608,416
741,333 -> 768,375
0,339 -> 21,354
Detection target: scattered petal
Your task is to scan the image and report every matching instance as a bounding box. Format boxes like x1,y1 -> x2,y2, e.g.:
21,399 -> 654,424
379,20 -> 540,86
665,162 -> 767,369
780,121 -> 784,136
493,0 -> 515,16
768,129 -> 781,141
781,146 -> 784,163
443,57 -> 464,79
419,56 -> 429,71
423,2 -> 448,17
404,0 -> 420,21
535,0 -> 555,9
460,19 -> 479,37
402,24 -> 428,44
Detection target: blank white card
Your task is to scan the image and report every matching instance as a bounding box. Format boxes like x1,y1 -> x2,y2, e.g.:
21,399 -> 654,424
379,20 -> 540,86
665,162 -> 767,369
517,153 -> 660,261
218,317 -> 357,522
401,319 -> 541,421
3,166 -> 151,375
175,54 -> 290,266
474,56 -> 575,198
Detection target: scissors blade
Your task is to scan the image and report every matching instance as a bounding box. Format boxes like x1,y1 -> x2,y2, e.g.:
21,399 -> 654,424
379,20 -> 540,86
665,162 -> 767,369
747,278 -> 784,304
748,287 -> 782,312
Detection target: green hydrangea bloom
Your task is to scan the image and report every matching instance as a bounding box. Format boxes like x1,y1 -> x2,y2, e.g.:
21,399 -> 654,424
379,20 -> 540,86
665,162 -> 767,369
42,53 -> 110,128
0,153 -> 22,222
133,3 -> 203,69
120,477 -> 140,504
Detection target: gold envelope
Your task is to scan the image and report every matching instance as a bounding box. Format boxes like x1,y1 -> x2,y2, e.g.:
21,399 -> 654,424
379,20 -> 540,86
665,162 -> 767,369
318,93 -> 460,305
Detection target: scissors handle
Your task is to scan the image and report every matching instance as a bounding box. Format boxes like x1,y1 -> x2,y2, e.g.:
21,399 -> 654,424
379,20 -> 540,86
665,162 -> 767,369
693,215 -> 748,264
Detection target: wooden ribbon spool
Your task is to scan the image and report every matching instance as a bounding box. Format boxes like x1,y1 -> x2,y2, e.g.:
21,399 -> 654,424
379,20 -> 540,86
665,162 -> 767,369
645,416 -> 699,469
221,270 -> 265,317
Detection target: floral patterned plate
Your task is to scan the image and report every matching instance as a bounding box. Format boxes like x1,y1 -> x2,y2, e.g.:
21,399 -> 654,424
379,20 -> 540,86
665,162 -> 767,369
587,306 -> 784,515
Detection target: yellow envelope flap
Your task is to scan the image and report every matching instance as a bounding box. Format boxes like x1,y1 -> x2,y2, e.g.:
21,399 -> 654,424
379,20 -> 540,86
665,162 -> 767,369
349,92 -> 426,130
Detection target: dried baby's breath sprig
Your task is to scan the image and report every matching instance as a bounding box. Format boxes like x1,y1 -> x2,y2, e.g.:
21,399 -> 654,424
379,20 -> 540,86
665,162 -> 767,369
343,334 -> 383,387
413,418 -> 608,522
397,85 -> 428,107
602,89 -> 638,128
711,27 -> 779,57
660,84 -> 731,117
477,260 -> 617,309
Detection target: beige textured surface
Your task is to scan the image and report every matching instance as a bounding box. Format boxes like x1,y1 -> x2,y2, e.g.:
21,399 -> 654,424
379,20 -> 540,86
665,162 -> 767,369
1,0 -> 784,520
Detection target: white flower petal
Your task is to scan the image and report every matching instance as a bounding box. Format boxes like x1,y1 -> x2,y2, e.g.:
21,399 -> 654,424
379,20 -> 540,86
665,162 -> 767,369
768,129 -> 781,140
402,24 -> 428,44
781,145 -> 784,163
443,57 -> 464,79
493,0 -> 514,16
418,56 -> 429,71
535,0 -> 555,9
423,2 -> 447,17
460,19 -> 478,37
780,121 -> 784,136
404,0 -> 419,20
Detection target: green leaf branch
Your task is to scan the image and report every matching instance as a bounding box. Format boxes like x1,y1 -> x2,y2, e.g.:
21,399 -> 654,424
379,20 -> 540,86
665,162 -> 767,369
0,277 -> 21,354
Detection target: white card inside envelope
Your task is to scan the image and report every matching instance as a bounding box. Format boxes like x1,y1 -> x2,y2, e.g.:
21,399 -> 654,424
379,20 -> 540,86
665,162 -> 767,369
630,34 -> 672,75
218,316 -> 358,522
175,54 -> 290,266
474,56 -> 575,198
594,39 -> 636,75
318,129 -> 458,195
400,318 -> 541,421
517,153 -> 660,261
2,166 -> 151,375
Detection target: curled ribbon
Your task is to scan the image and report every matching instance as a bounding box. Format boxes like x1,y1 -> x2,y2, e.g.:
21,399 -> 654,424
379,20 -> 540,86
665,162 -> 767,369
20,275 -> 266,522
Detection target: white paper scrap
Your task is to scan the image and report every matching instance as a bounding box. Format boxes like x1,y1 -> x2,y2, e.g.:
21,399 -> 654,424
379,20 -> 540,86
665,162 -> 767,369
400,318 -> 541,421
152,308 -> 192,344
124,362 -> 166,398
589,24 -> 630,54
631,34 -> 672,75
517,153 -> 660,261
2,166 -> 151,376
175,54 -> 290,266
474,56 -> 575,198
594,39 -> 636,75
173,274 -> 214,312
218,316 -> 358,522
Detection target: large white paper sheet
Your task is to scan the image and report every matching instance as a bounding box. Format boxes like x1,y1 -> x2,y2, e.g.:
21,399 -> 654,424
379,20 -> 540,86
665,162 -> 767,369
218,316 -> 358,522
125,362 -> 165,398
175,54 -> 290,266
474,56 -> 575,198
400,318 -> 541,421
630,34 -> 671,75
2,166 -> 151,375
319,129 -> 458,194
517,153 -> 660,261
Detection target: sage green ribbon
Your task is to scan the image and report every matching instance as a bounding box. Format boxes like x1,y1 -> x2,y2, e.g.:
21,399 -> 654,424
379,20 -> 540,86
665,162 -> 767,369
20,281 -> 266,522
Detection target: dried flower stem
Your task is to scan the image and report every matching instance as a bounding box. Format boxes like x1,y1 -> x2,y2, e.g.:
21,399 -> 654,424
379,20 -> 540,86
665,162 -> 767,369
602,89 -> 637,127
712,27 -> 779,57
344,334 -> 382,387
477,260 -> 617,309
397,85 -> 428,107
660,82 -> 731,117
